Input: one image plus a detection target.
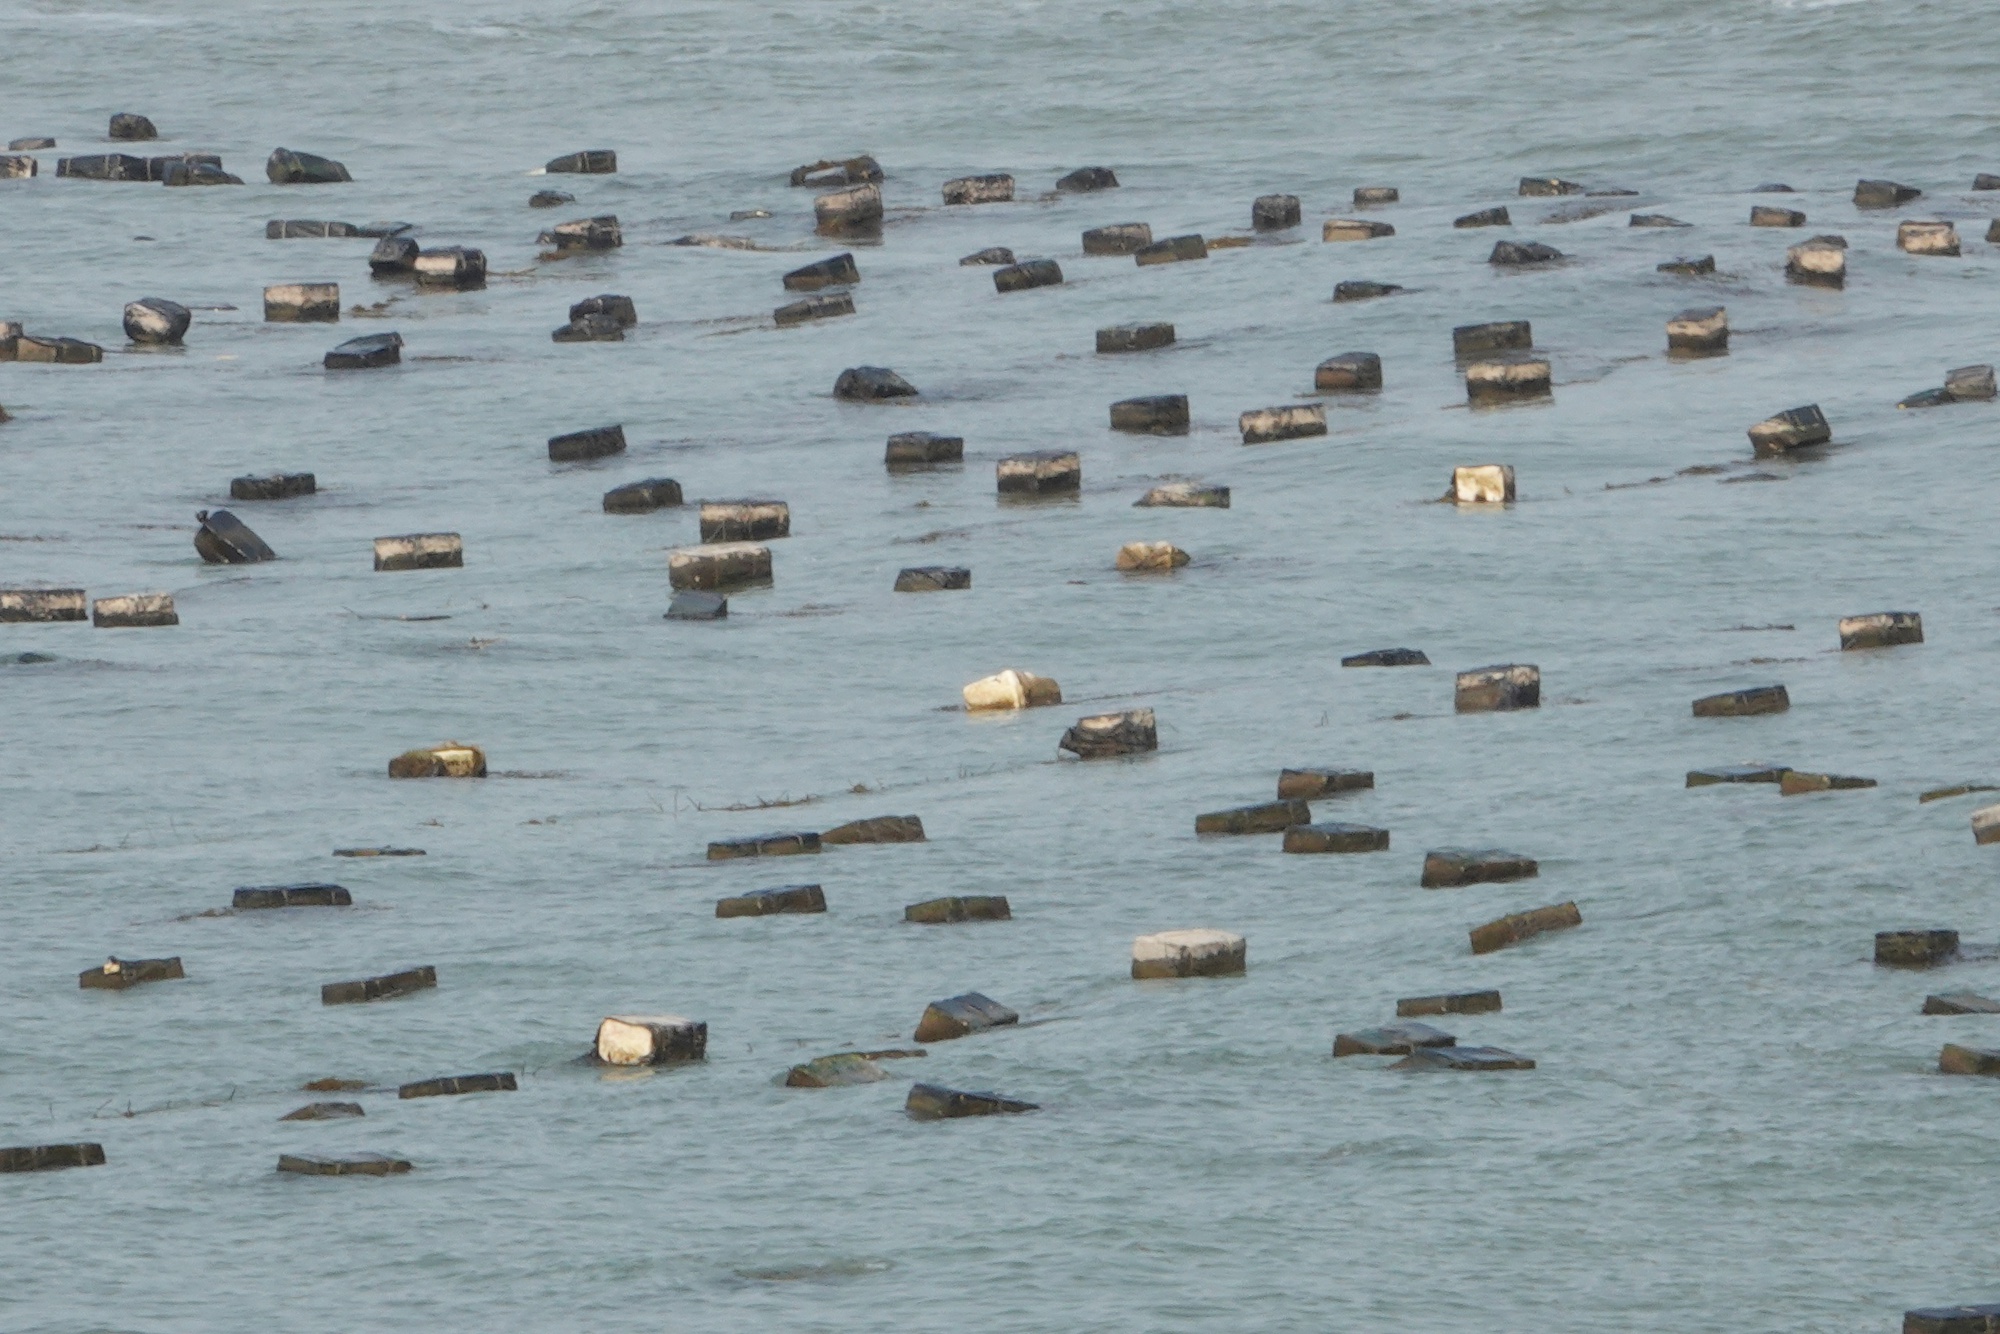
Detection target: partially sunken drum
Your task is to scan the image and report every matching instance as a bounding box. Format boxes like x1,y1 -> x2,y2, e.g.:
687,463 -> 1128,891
699,500 -> 789,543
279,1102 -> 364,1121
321,966 -> 436,1005
668,591 -> 726,620
1838,611 -> 1921,651
783,254 -> 860,291
1342,648 -> 1429,667
1667,306 -> 1728,354
775,293 -> 854,326
231,472 -> 315,501
412,247 -> 487,287
994,259 -> 1062,292
785,1054 -> 889,1087
1398,990 -> 1502,1017
1056,166 -> 1118,192
397,1072 -> 516,1099
1135,482 -> 1229,508
1973,804 -> 2000,846
1450,465 -> 1514,504
325,332 -> 401,369
1277,769 -> 1373,799
1938,1044 -> 2000,1077
1906,1304 -> 2000,1334
1132,928 -> 1246,980
79,956 -> 184,990
1469,902 -> 1580,954
997,450 -> 1080,494
233,883 -> 350,908
0,1144 -> 105,1173
1110,395 -> 1189,435
1321,218 -> 1394,241
913,992 -> 1018,1042
1747,404 -> 1830,456
942,174 -> 1013,205
124,297 -> 190,344
1083,223 -> 1152,255
58,153 -> 149,180
1876,930 -> 1960,969
374,533 -> 461,571
905,896 -> 1011,924
603,479 -> 683,513
1465,358 -> 1551,402
1391,1046 -> 1535,1071
1778,770 -> 1876,796
1898,220 -> 1959,256
195,509 -> 277,563
1315,352 -> 1381,391
388,743 -> 485,778
1097,323 -> 1174,352
1750,205 -> 1805,227
893,566 -> 969,592
1333,1021 -> 1455,1057
548,425 -> 626,463
92,593 -> 177,627
264,283 -> 340,322
832,366 -> 916,402
266,148 -> 351,184
595,1015 -> 707,1065
540,215 -> 622,250
1239,404 -> 1326,444
668,542 -> 772,590
1252,194 -> 1300,229
0,589 -> 86,622
822,815 -> 924,844
707,831 -> 820,860
1135,234 -> 1207,265
715,884 -> 826,917
1488,240 -> 1562,265
1453,321 -> 1531,356
905,1084 -> 1037,1120
1686,764 -> 1787,786
1422,849 -> 1538,888
277,1153 -> 409,1176
886,432 -> 963,468
1455,664 -> 1539,712
1785,236 -> 1846,286
1691,685 -> 1788,717
1059,708 -> 1156,758
1195,800 -> 1311,835
1924,993 -> 2000,1015
790,155 -> 880,187
963,669 -> 1061,711
1283,822 -> 1389,853
814,183 -> 882,235
546,149 -> 616,174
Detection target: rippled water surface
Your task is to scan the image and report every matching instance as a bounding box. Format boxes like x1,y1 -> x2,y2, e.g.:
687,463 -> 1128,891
6,2 -> 2000,1330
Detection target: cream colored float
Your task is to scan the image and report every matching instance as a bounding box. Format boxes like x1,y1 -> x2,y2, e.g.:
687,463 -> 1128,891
1115,541 -> 1189,571
1897,220 -> 1959,256
962,669 -> 1062,711
1449,465 -> 1514,504
1131,928 -> 1247,979
594,1014 -> 707,1065
387,742 -> 486,778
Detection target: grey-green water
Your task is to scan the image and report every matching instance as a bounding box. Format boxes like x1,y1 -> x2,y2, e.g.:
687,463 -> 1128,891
5,1 -> 2000,1329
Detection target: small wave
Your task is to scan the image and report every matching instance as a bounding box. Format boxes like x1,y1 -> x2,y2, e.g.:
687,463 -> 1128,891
734,1258 -> 893,1284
